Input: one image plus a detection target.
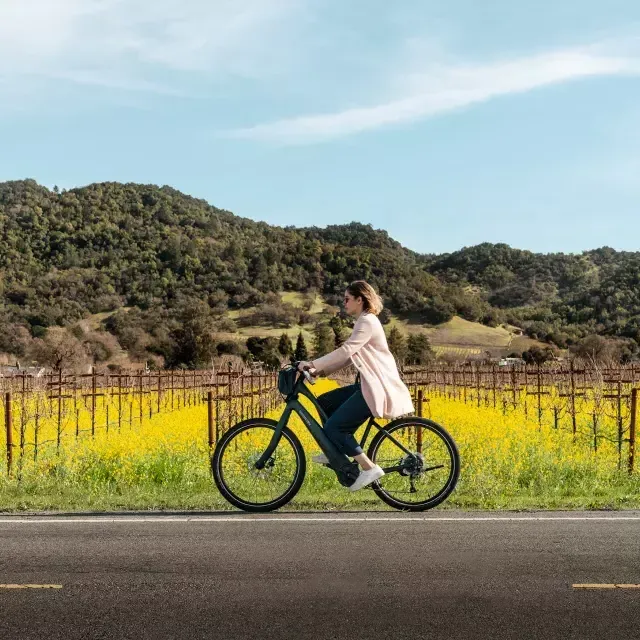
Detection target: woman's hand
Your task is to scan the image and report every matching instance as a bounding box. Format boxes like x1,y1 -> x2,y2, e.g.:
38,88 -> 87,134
297,361 -> 316,375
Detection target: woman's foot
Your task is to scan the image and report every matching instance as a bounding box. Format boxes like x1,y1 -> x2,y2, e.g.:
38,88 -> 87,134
349,465 -> 385,491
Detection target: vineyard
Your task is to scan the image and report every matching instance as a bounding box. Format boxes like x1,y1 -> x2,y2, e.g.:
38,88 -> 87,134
1,362 -> 639,511
0,364 -> 280,477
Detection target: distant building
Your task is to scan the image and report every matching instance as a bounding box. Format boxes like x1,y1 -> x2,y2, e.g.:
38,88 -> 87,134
498,357 -> 526,367
0,365 -> 47,377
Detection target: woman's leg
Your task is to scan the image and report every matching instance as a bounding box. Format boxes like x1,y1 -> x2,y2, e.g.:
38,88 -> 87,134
323,387 -> 376,468
316,384 -> 359,420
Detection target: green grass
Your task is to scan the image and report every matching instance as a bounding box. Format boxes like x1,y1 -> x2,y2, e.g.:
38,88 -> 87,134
2,456 -> 640,513
279,291 -> 329,315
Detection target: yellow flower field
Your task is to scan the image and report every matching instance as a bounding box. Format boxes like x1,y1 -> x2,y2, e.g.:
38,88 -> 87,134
1,377 -> 639,511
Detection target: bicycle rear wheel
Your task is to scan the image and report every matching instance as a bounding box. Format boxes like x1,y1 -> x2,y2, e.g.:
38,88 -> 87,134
367,417 -> 459,511
212,418 -> 306,513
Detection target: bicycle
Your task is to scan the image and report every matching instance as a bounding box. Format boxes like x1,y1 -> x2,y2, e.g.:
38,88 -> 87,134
211,362 -> 460,512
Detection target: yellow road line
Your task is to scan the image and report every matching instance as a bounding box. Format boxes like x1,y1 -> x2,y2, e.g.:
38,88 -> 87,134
0,584 -> 62,589
573,584 -> 640,589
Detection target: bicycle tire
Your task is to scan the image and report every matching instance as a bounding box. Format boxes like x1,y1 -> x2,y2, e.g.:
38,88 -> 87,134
367,417 -> 460,512
212,418 -> 306,513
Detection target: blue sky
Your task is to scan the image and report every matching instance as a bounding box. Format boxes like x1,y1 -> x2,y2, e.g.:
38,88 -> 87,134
2,0 -> 640,255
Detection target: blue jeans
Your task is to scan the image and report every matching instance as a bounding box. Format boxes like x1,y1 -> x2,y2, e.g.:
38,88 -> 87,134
316,383 -> 372,457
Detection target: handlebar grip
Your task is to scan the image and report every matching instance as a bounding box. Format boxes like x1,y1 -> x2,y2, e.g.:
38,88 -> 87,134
302,369 -> 316,385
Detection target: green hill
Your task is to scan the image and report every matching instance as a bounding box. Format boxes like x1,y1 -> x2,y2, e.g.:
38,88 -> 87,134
1,179 -> 638,367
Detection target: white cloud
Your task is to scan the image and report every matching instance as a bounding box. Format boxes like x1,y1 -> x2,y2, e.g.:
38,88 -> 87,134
228,44 -> 640,144
0,0 -> 302,94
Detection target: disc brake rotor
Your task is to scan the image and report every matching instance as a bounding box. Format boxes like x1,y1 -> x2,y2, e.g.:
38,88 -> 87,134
247,453 -> 276,479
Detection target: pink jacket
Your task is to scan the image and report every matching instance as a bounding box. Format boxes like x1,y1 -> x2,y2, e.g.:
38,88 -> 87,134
311,312 -> 415,419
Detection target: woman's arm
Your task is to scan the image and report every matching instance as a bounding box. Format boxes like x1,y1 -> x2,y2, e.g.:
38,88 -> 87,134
311,316 -> 373,376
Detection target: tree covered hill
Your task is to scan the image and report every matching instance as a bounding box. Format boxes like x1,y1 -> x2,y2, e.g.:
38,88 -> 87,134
0,179 -> 638,366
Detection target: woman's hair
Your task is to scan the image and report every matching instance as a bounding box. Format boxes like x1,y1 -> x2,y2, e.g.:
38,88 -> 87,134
346,280 -> 384,316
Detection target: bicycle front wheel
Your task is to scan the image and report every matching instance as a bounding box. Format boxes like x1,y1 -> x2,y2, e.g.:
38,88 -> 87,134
212,418 -> 306,513
367,417 -> 460,511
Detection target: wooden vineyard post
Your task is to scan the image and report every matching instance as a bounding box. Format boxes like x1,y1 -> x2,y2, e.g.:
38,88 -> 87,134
629,388 -> 638,475
556,361 -> 584,443
240,370 -> 245,422
215,374 -> 221,443
601,371 -> 631,469
250,370 -> 255,417
492,364 -> 497,409
526,364 -> 550,427
570,360 -> 577,439
20,374 -> 26,463
228,362 -> 233,430
5,392 -> 13,476
462,367 -> 467,404
118,373 -> 122,433
56,369 -> 63,449
416,389 -> 424,454
84,366 -> 105,438
139,370 -> 144,424
33,394 -> 40,462
208,390 -> 214,449
74,377 -> 79,438
45,369 -> 73,451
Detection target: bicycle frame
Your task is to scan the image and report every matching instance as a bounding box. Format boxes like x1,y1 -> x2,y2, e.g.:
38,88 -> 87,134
254,372 -> 417,487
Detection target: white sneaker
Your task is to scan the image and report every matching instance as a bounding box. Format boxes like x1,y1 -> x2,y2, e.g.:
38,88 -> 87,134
312,453 -> 330,465
349,465 -> 385,492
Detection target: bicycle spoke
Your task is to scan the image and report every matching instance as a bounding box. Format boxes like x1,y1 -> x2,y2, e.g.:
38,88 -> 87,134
371,421 -> 456,506
218,426 -> 299,506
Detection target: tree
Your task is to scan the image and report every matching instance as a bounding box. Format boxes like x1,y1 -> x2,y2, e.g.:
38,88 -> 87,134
378,308 -> 392,325
294,332 -> 309,361
0,323 -> 32,357
83,331 -> 120,364
277,333 -> 293,358
522,346 -> 556,365
216,339 -> 247,358
246,336 -> 280,368
168,300 -> 217,368
406,332 -> 435,365
6,180 -> 640,358
387,326 -> 408,366
328,315 -> 345,348
313,323 -> 334,358
28,327 -> 88,371
421,297 -> 455,325
570,335 -> 639,365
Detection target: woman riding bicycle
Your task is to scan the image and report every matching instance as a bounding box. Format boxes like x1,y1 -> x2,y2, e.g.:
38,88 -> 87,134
297,280 -> 414,491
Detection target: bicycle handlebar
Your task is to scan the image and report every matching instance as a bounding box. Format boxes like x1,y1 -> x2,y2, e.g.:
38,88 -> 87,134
302,369 -> 316,385
291,360 -> 317,385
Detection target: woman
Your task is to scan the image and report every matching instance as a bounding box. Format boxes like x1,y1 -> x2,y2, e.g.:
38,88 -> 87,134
298,281 -> 414,491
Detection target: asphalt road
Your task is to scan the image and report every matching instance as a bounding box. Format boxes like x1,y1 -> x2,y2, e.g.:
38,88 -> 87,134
1,511 -> 639,639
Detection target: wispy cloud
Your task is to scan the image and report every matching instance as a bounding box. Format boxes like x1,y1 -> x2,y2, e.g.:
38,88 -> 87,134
0,0 -> 302,96
227,43 -> 640,144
